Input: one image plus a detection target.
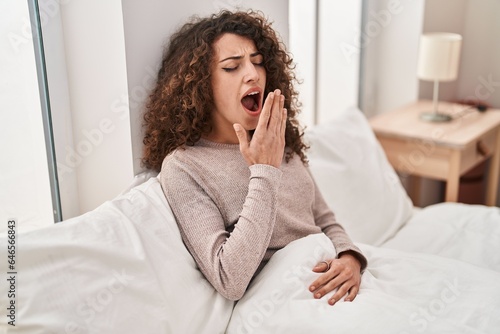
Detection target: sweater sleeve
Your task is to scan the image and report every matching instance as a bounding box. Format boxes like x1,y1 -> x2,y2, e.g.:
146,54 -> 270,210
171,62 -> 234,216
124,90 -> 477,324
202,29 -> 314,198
161,158 -> 282,301
309,173 -> 368,272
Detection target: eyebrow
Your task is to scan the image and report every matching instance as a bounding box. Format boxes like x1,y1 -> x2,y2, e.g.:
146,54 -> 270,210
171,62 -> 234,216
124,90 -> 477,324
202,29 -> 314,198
219,51 -> 262,63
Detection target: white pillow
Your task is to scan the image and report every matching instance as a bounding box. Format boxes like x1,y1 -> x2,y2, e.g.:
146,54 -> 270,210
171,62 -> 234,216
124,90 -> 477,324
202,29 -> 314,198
305,107 -> 413,246
120,170 -> 159,195
0,177 -> 233,333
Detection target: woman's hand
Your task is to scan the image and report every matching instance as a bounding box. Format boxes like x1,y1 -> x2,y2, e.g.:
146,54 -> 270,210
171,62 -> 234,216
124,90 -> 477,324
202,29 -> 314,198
234,89 -> 287,168
309,252 -> 362,305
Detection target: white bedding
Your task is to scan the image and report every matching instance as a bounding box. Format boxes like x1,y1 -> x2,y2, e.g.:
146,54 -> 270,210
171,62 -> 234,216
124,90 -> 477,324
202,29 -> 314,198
228,233 -> 500,334
0,178 -> 233,334
383,202 -> 500,271
2,177 -> 499,333
1,107 -> 499,333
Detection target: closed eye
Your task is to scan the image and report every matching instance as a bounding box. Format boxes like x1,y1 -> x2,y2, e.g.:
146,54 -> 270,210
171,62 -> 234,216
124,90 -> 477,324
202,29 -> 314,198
223,66 -> 238,72
223,62 -> 263,72
251,53 -> 264,66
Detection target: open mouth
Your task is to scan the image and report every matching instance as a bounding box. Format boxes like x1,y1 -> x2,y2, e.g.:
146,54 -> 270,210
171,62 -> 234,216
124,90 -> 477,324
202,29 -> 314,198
241,91 -> 261,112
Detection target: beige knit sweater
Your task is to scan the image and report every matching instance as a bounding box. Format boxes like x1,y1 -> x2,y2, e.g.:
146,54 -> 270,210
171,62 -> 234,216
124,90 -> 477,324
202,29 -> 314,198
160,138 -> 367,301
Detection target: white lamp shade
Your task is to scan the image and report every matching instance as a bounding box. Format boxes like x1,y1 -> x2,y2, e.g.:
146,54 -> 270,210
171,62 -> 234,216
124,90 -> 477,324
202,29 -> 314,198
417,33 -> 462,82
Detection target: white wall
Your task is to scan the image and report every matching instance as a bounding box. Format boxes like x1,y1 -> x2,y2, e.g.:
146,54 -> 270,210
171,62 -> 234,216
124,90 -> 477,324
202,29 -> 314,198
420,0 -> 500,109
316,0 -> 362,124
121,0 -> 290,175
58,0 -> 134,215
289,0 -> 317,128
290,1 -> 362,128
362,0 -> 500,114
418,0 -> 467,103
360,0 -> 425,117
458,0 -> 500,109
0,0 -> 54,232
359,0 -> 427,205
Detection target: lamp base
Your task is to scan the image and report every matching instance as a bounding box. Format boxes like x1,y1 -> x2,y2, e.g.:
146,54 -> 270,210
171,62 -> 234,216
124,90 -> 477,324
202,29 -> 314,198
419,112 -> 453,122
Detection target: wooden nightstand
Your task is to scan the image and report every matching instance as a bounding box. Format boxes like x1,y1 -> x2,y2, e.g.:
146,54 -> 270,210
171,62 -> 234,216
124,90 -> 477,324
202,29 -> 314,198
369,100 -> 500,206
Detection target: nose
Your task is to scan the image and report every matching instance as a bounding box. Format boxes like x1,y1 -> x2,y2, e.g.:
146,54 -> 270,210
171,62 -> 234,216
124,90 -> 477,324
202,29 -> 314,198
243,61 -> 260,83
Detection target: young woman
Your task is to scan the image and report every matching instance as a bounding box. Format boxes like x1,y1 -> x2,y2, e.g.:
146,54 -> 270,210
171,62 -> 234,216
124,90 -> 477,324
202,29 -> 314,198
142,10 -> 367,305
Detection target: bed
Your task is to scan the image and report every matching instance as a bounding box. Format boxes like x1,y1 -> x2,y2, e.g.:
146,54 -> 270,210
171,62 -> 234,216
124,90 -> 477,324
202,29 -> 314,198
1,107 -> 499,333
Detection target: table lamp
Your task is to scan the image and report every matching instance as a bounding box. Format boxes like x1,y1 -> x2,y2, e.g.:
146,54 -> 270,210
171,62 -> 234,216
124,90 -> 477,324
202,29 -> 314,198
417,32 -> 462,122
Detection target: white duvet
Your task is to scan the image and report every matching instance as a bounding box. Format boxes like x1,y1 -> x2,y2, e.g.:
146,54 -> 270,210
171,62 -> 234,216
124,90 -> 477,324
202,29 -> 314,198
383,202 -> 500,271
228,233 -> 500,334
228,203 -> 500,333
0,178 -> 234,334
1,177 -> 499,333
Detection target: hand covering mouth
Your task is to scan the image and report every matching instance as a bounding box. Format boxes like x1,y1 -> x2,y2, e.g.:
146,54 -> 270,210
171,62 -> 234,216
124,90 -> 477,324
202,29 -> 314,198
241,91 -> 260,112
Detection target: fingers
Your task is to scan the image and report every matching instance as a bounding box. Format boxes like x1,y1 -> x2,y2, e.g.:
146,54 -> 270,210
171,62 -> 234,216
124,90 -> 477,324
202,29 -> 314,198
309,268 -> 344,299
257,89 -> 284,132
344,285 -> 359,302
309,259 -> 361,306
309,261 -> 337,289
312,261 -> 330,273
281,108 -> 287,139
328,284 -> 359,305
236,88 -> 286,168
233,123 -> 250,161
256,91 -> 274,132
267,90 -> 284,131
327,278 -> 352,305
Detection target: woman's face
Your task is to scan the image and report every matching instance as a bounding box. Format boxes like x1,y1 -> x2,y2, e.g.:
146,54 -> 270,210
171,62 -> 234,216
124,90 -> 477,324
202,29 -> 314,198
208,33 -> 266,143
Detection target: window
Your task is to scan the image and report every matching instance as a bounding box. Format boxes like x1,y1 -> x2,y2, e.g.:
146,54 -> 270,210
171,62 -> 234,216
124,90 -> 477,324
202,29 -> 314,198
0,0 -> 59,233
289,0 -> 362,128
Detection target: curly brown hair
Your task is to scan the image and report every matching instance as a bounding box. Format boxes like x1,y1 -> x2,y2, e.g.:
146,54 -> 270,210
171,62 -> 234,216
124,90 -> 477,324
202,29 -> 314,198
142,10 -> 308,172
